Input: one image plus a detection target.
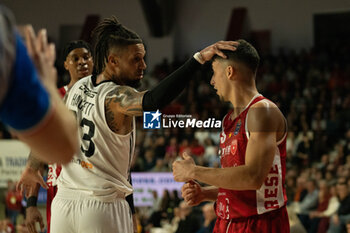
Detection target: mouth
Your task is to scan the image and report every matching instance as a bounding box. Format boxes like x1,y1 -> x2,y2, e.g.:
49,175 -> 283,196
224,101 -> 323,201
77,66 -> 90,74
137,73 -> 144,79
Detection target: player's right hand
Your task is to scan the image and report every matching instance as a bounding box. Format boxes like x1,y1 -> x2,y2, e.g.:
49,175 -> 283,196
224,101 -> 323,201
16,166 -> 48,197
199,40 -> 239,62
26,206 -> 45,233
181,180 -> 204,206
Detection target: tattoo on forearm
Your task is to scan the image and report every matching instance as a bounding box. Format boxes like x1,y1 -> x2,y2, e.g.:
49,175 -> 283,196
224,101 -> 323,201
28,153 -> 44,170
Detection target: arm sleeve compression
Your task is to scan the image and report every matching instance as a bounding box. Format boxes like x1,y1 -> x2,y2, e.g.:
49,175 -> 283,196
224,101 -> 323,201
142,57 -> 201,111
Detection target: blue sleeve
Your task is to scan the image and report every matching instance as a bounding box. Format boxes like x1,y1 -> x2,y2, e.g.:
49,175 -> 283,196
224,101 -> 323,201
0,32 -> 51,131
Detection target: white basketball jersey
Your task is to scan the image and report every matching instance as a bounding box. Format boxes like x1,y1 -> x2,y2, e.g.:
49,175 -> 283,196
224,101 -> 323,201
58,75 -> 135,202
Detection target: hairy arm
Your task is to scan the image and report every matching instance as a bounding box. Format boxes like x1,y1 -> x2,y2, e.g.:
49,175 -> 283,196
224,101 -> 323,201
17,152 -> 48,196
27,153 -> 45,170
173,102 -> 284,190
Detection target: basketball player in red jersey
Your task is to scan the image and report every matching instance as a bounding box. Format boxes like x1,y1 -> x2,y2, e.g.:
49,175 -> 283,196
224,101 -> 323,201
17,40 -> 93,233
172,39 -> 290,233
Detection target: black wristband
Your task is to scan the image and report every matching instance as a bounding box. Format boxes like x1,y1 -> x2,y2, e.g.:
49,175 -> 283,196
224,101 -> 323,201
27,196 -> 37,208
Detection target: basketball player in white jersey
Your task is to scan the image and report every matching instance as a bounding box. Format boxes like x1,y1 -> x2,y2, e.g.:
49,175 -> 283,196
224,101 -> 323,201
49,16 -> 238,233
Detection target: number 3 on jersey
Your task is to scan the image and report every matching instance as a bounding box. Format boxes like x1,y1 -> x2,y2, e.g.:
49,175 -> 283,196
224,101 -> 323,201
80,118 -> 95,157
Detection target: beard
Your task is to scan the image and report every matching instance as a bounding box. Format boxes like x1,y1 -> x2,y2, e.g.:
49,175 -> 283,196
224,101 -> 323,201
124,79 -> 142,88
113,73 -> 142,88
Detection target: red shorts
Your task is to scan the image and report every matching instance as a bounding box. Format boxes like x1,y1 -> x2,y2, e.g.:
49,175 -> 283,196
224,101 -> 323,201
213,206 -> 290,233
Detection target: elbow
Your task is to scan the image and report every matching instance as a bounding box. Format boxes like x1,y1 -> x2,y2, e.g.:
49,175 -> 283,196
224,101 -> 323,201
252,177 -> 265,190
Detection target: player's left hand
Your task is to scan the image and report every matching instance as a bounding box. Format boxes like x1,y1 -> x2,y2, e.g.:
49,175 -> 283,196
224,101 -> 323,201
26,206 -> 45,233
16,166 -> 48,197
172,153 -> 196,182
199,40 -> 239,62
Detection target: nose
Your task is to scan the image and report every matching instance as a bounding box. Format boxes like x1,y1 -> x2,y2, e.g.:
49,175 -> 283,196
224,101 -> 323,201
210,76 -> 215,86
141,59 -> 147,70
78,57 -> 86,65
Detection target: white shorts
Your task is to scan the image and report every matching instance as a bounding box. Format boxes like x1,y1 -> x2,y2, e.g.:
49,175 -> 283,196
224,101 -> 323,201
50,188 -> 132,233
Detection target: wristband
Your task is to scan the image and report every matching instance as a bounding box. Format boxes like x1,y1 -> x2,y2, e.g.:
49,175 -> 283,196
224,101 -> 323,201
27,196 -> 38,208
193,52 -> 205,64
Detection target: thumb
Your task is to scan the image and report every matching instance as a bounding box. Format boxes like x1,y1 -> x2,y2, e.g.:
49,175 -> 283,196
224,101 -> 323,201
38,178 -> 49,190
183,152 -> 191,160
36,171 -> 48,189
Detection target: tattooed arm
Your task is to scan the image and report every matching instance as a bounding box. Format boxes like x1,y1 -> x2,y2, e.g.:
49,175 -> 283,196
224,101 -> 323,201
27,153 -> 45,170
17,152 -> 48,196
105,86 -> 146,117
104,86 -> 146,133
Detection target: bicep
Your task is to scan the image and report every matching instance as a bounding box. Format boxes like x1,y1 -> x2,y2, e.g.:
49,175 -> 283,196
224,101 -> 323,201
245,103 -> 280,185
245,131 -> 276,184
105,87 -> 146,117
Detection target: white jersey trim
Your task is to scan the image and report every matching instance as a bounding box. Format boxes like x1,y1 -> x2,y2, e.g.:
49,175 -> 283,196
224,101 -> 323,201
256,148 -> 285,214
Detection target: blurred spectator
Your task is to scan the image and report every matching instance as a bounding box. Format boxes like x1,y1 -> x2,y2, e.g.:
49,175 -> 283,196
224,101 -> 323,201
151,158 -> 169,172
296,133 -> 313,167
0,218 -> 15,233
165,137 -> 178,161
196,203 -> 216,233
310,182 -> 340,233
5,181 -> 22,226
190,139 -> 204,157
175,201 -> 200,233
327,178 -> 350,233
294,176 -> 307,203
143,149 -> 156,171
297,179 -> 319,228
308,180 -> 332,233
203,138 -> 218,167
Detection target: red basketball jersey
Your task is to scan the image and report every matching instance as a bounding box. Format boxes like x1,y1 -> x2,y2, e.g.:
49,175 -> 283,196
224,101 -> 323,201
215,94 -> 287,220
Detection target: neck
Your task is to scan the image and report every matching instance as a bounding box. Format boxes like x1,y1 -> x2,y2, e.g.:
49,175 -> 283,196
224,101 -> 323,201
97,69 -> 113,84
228,80 -> 258,117
67,77 -> 79,89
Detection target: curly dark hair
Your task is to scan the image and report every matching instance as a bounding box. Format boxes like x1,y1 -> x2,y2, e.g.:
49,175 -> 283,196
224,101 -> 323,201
91,16 -> 142,74
213,39 -> 260,74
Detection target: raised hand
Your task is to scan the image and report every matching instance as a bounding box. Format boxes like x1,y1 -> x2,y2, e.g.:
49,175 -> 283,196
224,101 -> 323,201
24,25 -> 57,89
199,40 -> 239,62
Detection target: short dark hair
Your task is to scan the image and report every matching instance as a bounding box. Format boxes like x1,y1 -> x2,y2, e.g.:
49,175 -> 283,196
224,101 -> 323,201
91,16 -> 142,74
213,39 -> 260,73
62,40 -> 92,61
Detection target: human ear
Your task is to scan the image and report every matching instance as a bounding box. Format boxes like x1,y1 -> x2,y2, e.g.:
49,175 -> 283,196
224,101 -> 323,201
108,54 -> 119,66
226,65 -> 235,80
